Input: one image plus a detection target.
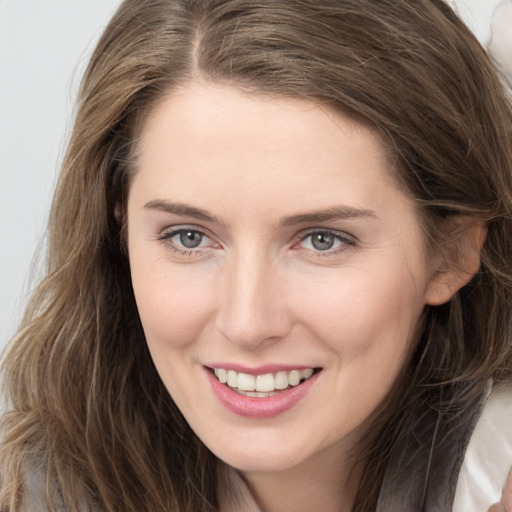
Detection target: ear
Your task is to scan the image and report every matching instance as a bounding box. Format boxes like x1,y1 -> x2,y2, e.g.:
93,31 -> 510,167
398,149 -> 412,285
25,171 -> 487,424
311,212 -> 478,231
424,218 -> 487,306
114,201 -> 123,225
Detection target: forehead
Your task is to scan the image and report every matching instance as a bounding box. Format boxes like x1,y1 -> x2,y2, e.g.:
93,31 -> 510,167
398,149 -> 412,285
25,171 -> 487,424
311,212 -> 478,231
139,81 -> 388,148
128,80 -> 428,262
133,81 -> 398,200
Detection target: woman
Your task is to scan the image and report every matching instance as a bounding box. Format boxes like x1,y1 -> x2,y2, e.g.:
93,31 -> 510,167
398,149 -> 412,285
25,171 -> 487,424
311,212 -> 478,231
1,0 -> 511,510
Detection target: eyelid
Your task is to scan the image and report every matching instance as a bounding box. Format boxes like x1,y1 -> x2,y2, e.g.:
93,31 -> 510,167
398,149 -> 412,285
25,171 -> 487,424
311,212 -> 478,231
296,227 -> 357,244
299,227 -> 357,241
158,224 -> 209,241
157,224 -> 220,256
293,227 -> 357,255
156,224 -> 356,258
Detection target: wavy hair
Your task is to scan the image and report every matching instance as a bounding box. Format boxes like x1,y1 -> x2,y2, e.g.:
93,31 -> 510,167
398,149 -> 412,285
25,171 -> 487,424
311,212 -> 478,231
2,0 -> 512,510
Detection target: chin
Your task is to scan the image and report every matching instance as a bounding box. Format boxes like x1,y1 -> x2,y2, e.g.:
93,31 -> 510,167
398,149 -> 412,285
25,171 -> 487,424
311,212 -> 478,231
205,436 -> 316,474
223,454 -> 303,474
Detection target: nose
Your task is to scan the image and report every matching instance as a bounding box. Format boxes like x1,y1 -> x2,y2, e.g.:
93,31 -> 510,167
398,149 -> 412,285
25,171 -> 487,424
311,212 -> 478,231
214,250 -> 293,349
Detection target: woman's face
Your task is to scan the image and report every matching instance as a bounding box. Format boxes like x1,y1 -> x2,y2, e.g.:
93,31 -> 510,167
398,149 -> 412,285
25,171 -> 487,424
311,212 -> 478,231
127,82 -> 442,473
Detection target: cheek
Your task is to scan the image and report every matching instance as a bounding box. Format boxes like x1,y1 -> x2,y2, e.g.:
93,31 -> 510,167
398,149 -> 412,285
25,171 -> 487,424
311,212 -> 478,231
130,261 -> 216,403
310,270 -> 425,417
298,267 -> 425,347
130,254 -> 215,349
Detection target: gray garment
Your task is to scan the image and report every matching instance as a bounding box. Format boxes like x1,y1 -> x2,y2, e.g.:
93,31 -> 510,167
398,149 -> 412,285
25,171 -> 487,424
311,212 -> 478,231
376,380 -> 493,511
21,466 -> 66,512
20,463 -> 91,512
220,381 -> 496,512
20,382 -> 496,511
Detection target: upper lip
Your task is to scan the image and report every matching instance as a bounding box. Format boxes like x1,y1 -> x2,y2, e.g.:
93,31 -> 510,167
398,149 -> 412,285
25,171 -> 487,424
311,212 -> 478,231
205,363 -> 319,375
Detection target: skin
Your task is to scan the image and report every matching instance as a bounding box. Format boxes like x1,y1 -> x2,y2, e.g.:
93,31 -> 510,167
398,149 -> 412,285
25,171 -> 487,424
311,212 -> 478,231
488,467 -> 512,512
127,81 -> 478,512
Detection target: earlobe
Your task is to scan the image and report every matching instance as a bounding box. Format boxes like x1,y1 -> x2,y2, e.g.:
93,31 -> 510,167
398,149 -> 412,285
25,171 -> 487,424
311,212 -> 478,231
424,219 -> 487,306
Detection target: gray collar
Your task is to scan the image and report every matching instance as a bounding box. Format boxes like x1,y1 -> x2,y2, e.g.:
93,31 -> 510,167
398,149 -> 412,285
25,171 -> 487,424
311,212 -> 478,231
376,380 -> 492,512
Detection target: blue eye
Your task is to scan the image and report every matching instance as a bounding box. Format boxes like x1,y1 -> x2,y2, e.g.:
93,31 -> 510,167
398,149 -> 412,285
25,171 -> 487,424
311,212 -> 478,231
159,227 -> 212,253
176,230 -> 204,249
307,232 -> 338,251
299,230 -> 354,254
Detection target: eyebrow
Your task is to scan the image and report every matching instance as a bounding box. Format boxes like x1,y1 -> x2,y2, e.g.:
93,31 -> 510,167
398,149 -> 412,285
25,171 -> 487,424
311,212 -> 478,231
144,200 -> 227,226
278,206 -> 377,227
144,200 -> 377,228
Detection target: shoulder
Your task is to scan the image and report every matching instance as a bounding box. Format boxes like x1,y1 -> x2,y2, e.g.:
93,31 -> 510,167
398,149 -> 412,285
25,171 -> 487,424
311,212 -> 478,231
453,382 -> 512,511
20,464 -> 51,512
18,462 -> 66,512
19,462 -> 92,512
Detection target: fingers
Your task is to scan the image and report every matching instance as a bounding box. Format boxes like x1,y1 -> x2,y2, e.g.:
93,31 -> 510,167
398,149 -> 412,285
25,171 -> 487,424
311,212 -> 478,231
488,466 -> 512,512
502,466 -> 512,511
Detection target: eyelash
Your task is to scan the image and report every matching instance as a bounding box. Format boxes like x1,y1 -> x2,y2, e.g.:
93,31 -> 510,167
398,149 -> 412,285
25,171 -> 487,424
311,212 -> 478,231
157,226 -> 356,258
294,229 -> 356,257
157,226 -> 213,257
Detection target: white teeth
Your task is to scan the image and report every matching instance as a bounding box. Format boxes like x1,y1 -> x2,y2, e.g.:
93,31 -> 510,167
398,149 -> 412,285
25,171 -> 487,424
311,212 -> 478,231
237,373 -> 255,391
288,370 -> 300,386
227,370 -> 238,387
256,373 -> 275,392
275,371 -> 289,390
237,390 -> 279,397
300,368 -> 314,379
215,368 -> 228,383
212,367 -> 316,394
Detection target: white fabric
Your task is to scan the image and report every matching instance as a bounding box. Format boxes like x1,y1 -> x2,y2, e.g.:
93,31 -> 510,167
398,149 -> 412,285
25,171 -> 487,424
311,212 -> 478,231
219,385 -> 512,511
449,0 -> 512,81
20,387 -> 512,511
449,0 -> 503,45
453,384 -> 512,511
488,1 -> 512,78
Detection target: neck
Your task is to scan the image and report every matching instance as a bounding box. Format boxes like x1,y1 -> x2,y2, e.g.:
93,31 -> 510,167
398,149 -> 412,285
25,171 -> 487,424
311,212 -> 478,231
241,445 -> 364,512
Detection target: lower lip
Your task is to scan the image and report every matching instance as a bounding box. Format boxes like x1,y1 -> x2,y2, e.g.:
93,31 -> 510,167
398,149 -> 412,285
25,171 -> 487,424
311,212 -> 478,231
206,369 -> 320,418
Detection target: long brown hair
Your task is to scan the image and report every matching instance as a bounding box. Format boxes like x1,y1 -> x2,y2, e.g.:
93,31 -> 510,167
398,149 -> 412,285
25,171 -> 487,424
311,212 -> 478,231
2,1 -> 512,510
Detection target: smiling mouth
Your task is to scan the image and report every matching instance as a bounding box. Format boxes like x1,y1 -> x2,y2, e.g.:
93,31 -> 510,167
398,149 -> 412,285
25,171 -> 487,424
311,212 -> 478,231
210,367 -> 320,397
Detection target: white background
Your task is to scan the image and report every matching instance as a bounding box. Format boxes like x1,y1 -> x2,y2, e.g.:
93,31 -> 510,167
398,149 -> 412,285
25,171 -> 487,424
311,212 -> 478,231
0,0 -> 506,352
0,0 -> 123,350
